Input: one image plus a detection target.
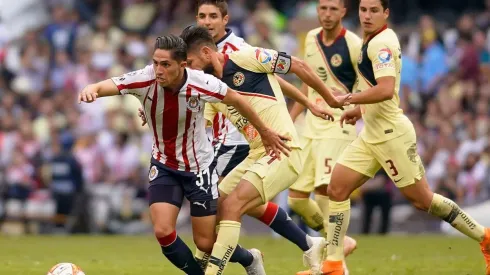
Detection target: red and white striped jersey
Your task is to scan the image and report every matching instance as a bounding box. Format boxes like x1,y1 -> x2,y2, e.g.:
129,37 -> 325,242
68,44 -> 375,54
212,29 -> 250,146
111,66 -> 228,173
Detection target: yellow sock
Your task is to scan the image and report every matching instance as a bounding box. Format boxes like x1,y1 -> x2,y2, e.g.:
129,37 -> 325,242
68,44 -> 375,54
314,194 -> 330,237
288,197 -> 324,232
326,199 -> 350,261
205,220 -> 241,275
195,248 -> 210,271
428,193 -> 485,242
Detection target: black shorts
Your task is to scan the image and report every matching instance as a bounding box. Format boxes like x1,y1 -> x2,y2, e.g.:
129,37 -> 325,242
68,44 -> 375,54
210,144 -> 250,177
148,158 -> 219,217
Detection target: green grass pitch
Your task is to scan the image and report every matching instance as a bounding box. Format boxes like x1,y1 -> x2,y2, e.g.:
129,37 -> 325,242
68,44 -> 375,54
0,235 -> 485,274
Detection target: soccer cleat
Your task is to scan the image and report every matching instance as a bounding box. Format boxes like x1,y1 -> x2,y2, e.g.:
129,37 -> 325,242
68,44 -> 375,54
481,228 -> 490,275
321,260 -> 344,275
245,248 -> 266,275
302,237 -> 327,275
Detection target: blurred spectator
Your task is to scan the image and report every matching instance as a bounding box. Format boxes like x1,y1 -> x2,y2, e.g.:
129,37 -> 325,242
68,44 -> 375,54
360,172 -> 393,235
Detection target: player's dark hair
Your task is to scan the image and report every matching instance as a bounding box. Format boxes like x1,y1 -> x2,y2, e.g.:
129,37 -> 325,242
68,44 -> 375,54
154,35 -> 187,62
197,0 -> 228,17
180,26 -> 217,52
380,0 -> 389,10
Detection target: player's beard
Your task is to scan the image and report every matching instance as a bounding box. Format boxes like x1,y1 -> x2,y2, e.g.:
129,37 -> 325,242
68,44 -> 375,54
203,62 -> 216,75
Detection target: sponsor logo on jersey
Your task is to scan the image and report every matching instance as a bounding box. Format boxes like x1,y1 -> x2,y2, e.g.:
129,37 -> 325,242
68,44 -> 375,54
377,48 -> 392,63
255,48 -> 272,64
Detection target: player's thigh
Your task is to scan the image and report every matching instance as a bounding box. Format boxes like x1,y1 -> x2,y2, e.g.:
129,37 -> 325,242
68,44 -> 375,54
191,215 -> 218,253
218,150 -> 261,196
289,138 -> 315,195
371,129 -> 425,189
180,166 -> 220,218
313,138 -> 353,188
243,148 -> 302,204
331,137 -> 380,199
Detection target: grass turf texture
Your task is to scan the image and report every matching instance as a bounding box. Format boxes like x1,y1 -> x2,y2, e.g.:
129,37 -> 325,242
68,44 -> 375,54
0,235 -> 484,274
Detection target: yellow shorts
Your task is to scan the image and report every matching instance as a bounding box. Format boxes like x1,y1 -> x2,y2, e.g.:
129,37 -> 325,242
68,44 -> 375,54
289,137 -> 353,193
337,127 -> 425,188
219,148 -> 302,203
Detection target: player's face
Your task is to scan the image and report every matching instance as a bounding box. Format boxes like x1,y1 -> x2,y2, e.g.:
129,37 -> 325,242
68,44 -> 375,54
359,0 -> 389,34
152,49 -> 186,87
186,47 -> 216,75
317,0 -> 346,31
197,4 -> 229,41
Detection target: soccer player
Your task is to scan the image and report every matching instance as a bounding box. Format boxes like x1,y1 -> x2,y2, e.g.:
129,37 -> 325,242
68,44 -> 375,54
196,0 -> 307,184
196,0 -> 251,183
322,0 -> 490,274
180,26 -> 350,275
286,0 -> 360,274
78,35 -> 290,275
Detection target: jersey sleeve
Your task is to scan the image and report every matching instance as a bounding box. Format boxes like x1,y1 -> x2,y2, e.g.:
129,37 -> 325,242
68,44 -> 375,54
204,103 -> 219,124
367,39 -> 397,79
111,65 -> 155,97
190,71 -> 228,103
232,47 -> 292,74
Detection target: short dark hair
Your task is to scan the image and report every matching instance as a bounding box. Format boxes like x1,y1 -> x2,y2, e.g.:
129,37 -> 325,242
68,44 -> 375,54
197,0 -> 228,17
180,26 -> 217,52
154,35 -> 187,62
380,0 -> 389,10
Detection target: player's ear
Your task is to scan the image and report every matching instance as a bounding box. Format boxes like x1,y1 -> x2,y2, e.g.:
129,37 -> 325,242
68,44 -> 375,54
383,8 -> 390,20
223,14 -> 229,25
180,60 -> 187,69
341,7 -> 347,18
202,46 -> 213,59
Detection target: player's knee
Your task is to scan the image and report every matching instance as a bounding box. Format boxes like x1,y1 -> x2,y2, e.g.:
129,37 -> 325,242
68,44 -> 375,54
153,223 -> 175,239
194,236 -> 214,254
327,183 -> 349,201
315,185 -> 328,196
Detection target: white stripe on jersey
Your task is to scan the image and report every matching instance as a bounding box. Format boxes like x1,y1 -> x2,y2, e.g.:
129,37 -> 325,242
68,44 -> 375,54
111,66 -> 228,173
213,29 -> 250,147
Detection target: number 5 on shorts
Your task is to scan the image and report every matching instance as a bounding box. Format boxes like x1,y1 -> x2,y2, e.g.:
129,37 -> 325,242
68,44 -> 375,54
325,158 -> 332,174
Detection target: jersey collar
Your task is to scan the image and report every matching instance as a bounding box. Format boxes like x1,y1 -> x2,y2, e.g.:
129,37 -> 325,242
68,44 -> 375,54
319,27 -> 347,46
364,24 -> 388,44
215,28 -> 233,46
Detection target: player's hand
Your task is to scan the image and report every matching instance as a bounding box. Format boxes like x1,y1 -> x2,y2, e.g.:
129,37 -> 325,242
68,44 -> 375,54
138,107 -> 147,126
78,85 -> 98,104
327,87 -> 352,110
258,128 -> 291,160
307,102 -> 334,121
340,108 -> 362,128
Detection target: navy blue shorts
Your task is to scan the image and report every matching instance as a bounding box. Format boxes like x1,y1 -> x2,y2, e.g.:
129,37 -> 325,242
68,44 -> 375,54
148,158 -> 219,217
210,144 -> 250,177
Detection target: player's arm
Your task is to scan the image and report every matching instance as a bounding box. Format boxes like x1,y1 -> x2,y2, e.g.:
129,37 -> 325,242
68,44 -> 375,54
222,88 -> 291,158
288,83 -> 307,122
277,77 -> 333,121
79,66 -> 153,103
204,103 -> 219,127
288,56 -> 350,109
349,42 -> 397,104
78,79 -> 120,103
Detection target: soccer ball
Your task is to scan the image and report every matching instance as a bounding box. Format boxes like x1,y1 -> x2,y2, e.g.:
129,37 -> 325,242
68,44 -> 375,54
47,263 -> 85,275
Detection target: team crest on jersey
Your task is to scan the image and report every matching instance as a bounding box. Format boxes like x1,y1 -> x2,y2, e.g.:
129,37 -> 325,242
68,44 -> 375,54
331,54 -> 343,67
233,72 -> 245,87
186,96 -> 201,112
255,48 -> 272,64
149,166 -> 158,181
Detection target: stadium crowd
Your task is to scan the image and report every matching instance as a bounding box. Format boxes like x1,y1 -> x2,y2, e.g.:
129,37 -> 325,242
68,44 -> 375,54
0,0 -> 489,235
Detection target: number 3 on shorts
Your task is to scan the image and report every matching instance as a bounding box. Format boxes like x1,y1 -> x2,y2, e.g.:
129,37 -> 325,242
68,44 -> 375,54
385,159 -> 399,177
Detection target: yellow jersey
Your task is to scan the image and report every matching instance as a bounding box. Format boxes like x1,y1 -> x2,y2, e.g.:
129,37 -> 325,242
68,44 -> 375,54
357,25 -> 412,143
302,27 -> 360,140
205,47 -> 301,150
